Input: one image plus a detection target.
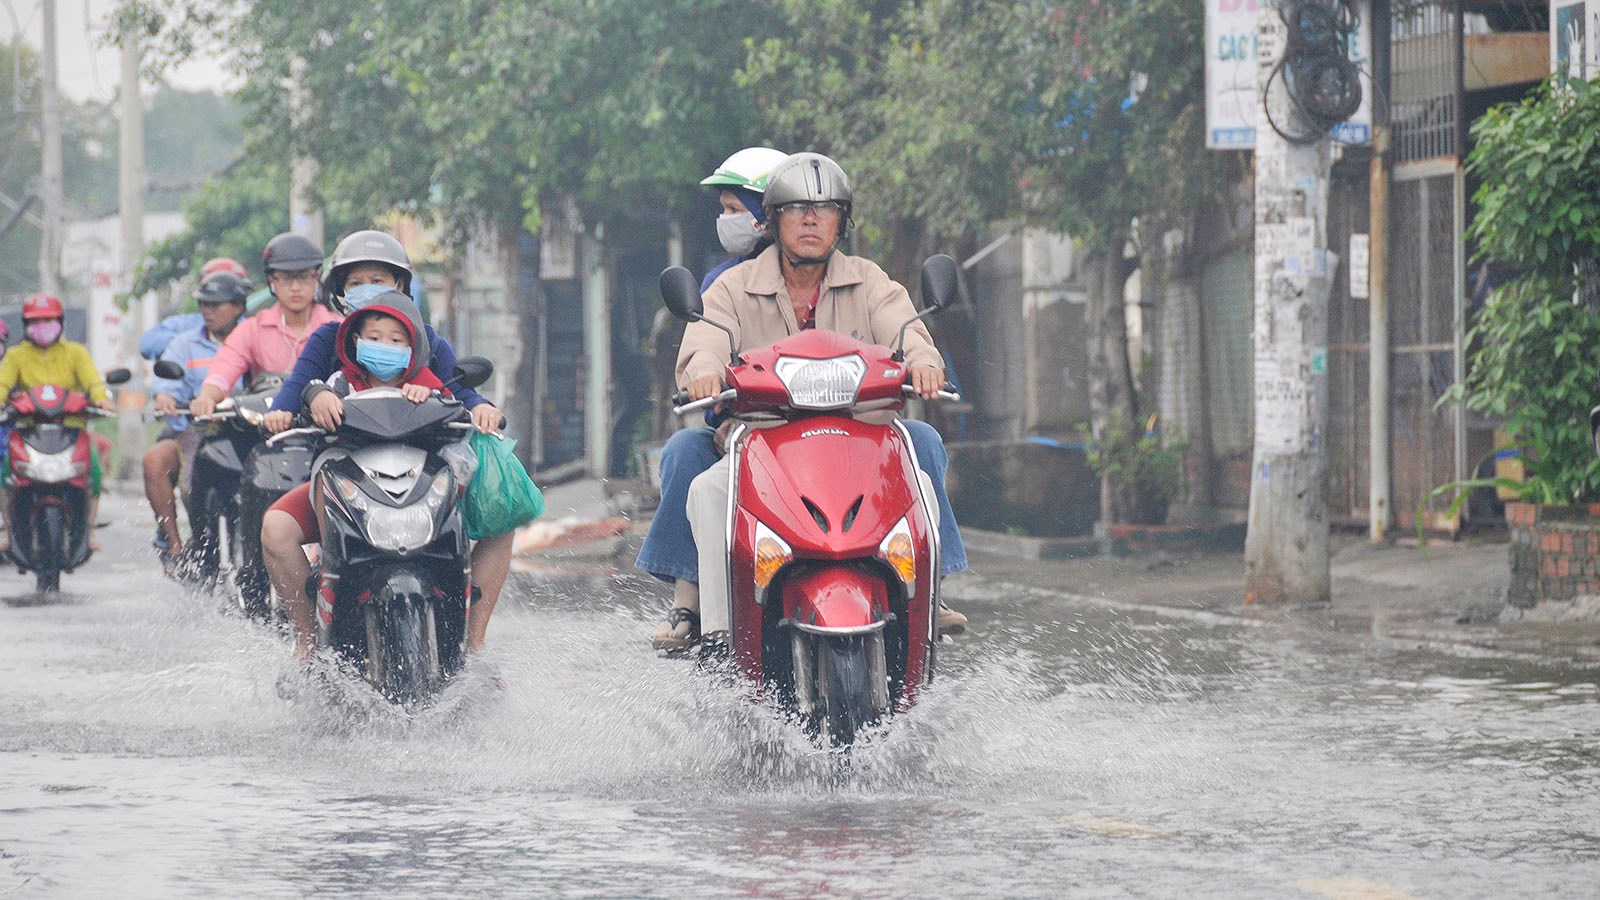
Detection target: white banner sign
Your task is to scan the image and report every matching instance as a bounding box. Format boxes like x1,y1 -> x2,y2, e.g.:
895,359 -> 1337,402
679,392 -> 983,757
1205,0 -> 1373,149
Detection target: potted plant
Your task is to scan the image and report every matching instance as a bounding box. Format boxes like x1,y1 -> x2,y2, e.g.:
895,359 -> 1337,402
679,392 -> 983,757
1080,413 -> 1187,526
1428,76 -> 1600,604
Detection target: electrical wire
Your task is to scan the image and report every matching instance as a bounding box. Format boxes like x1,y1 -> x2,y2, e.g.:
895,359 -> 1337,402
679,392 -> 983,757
1263,0 -> 1366,145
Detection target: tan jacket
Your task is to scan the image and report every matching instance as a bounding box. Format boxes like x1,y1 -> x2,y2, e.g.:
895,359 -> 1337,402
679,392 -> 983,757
676,245 -> 943,389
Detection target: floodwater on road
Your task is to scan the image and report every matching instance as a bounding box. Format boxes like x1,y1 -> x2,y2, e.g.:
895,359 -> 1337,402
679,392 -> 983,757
2,493 -> 1598,897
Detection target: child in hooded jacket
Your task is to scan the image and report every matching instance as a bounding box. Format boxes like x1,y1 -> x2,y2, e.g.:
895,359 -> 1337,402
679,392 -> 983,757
260,291 -> 455,660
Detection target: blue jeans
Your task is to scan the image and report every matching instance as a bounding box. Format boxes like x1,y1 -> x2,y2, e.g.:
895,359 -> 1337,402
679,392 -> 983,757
634,420 -> 968,582
635,427 -> 719,583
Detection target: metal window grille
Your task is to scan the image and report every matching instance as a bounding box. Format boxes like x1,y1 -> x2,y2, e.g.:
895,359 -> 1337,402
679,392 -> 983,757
1392,1 -> 1461,162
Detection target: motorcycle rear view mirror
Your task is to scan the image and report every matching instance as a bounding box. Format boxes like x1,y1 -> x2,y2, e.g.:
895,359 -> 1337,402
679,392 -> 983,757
151,361 -> 184,381
451,357 -> 495,391
894,254 -> 960,362
105,368 -> 133,386
659,266 -> 739,364
659,266 -> 703,321
919,253 -> 958,311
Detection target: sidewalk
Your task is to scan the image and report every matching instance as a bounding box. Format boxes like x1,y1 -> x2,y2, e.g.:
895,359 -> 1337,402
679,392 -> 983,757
515,477 -> 1600,662
954,534 -> 1600,660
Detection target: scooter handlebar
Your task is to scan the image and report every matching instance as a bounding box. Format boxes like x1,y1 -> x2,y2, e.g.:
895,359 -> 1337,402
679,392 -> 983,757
265,424 -> 322,446
901,383 -> 961,402
672,389 -> 736,417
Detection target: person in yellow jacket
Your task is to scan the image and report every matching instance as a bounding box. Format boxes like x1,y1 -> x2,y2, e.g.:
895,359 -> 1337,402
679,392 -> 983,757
0,294 -> 112,552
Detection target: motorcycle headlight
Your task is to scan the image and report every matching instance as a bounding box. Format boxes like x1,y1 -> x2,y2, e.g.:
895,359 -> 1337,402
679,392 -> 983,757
323,470 -> 446,554
774,354 -> 866,409
752,520 -> 792,603
364,505 -> 436,553
237,405 -> 265,426
16,451 -> 82,483
878,516 -> 916,589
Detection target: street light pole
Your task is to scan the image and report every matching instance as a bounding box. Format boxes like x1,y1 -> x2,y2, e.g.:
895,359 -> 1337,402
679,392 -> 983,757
38,0 -> 62,294
118,32 -> 147,479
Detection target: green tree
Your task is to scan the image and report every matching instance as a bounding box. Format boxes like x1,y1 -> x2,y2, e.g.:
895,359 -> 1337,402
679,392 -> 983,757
118,0 -> 779,253
1453,76 -> 1600,504
741,0 -> 1228,519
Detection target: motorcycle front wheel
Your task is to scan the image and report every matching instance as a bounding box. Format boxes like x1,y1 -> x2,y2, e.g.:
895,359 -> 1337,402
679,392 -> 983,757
363,598 -> 441,705
33,504 -> 65,594
813,633 -> 890,748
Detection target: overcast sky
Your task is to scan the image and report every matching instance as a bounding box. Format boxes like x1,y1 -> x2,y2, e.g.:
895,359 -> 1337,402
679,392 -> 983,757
1,0 -> 236,102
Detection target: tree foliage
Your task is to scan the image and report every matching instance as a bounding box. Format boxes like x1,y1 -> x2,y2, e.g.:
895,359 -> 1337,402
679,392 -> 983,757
1460,76 -> 1600,502
119,0 -> 778,250
120,0 -> 1226,272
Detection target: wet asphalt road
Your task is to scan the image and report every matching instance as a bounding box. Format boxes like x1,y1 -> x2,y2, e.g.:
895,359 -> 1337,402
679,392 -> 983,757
1,489 -> 1598,897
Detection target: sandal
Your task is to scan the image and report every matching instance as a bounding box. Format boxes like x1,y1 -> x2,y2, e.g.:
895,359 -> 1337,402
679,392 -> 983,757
650,607 -> 701,653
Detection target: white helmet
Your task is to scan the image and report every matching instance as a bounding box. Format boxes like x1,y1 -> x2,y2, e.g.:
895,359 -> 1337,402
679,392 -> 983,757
699,147 -> 789,192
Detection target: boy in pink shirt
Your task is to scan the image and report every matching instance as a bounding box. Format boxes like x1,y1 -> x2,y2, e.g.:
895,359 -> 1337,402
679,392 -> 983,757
190,233 -> 340,416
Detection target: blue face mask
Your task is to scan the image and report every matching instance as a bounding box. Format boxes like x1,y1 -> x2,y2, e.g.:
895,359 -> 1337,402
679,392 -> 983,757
355,338 -> 412,382
343,282 -> 393,312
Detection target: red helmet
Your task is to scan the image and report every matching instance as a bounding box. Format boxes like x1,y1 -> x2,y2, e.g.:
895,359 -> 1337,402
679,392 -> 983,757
21,293 -> 64,321
200,257 -> 249,280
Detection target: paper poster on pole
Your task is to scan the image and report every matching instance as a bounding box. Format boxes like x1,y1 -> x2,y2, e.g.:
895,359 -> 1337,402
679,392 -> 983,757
1549,2 -> 1600,78
1206,0 -> 1373,149
1349,233 -> 1370,299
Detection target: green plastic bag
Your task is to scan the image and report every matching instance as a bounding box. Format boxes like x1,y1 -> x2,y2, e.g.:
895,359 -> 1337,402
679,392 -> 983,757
463,431 -> 544,540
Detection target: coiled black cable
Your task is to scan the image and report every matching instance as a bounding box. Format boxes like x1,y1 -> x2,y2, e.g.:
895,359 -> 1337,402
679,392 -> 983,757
1264,0 -> 1365,145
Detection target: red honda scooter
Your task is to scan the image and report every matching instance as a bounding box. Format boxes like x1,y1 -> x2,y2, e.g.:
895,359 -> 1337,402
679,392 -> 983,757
3,370 -> 129,593
659,255 -> 959,747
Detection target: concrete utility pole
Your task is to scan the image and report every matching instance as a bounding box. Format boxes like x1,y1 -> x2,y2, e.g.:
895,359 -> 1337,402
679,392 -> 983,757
1368,0 -> 1392,542
118,35 -> 147,479
288,58 -> 324,247
37,0 -> 62,293
1244,4 -> 1335,606
582,226 -> 611,477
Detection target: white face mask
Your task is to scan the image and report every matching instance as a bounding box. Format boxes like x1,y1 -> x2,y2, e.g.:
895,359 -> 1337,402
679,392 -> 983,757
716,211 -> 760,257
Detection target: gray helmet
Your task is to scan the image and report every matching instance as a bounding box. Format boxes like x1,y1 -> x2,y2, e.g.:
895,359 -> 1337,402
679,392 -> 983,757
762,152 -> 853,213
262,232 -> 323,275
761,152 -> 854,257
324,230 -> 414,305
194,271 -> 252,305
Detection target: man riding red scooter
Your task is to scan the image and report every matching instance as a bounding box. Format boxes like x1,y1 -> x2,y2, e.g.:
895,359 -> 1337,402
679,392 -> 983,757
665,152 -> 963,744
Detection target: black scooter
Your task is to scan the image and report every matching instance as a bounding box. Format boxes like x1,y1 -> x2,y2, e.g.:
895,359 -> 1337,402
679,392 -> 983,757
153,363 -> 314,618
267,358 -> 493,704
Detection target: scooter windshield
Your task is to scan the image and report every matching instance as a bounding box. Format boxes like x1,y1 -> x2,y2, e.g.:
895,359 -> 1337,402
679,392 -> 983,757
339,390 -> 464,441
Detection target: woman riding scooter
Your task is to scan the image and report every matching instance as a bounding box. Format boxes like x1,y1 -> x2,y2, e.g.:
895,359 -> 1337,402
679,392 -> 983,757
0,294 -> 114,554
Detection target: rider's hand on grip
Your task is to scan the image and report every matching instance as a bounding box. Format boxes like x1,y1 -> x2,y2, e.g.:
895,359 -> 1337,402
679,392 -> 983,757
153,394 -> 179,417
686,373 -> 724,403
470,402 -> 503,434
263,409 -> 295,434
907,364 -> 943,400
309,392 -> 344,431
189,396 -> 216,419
